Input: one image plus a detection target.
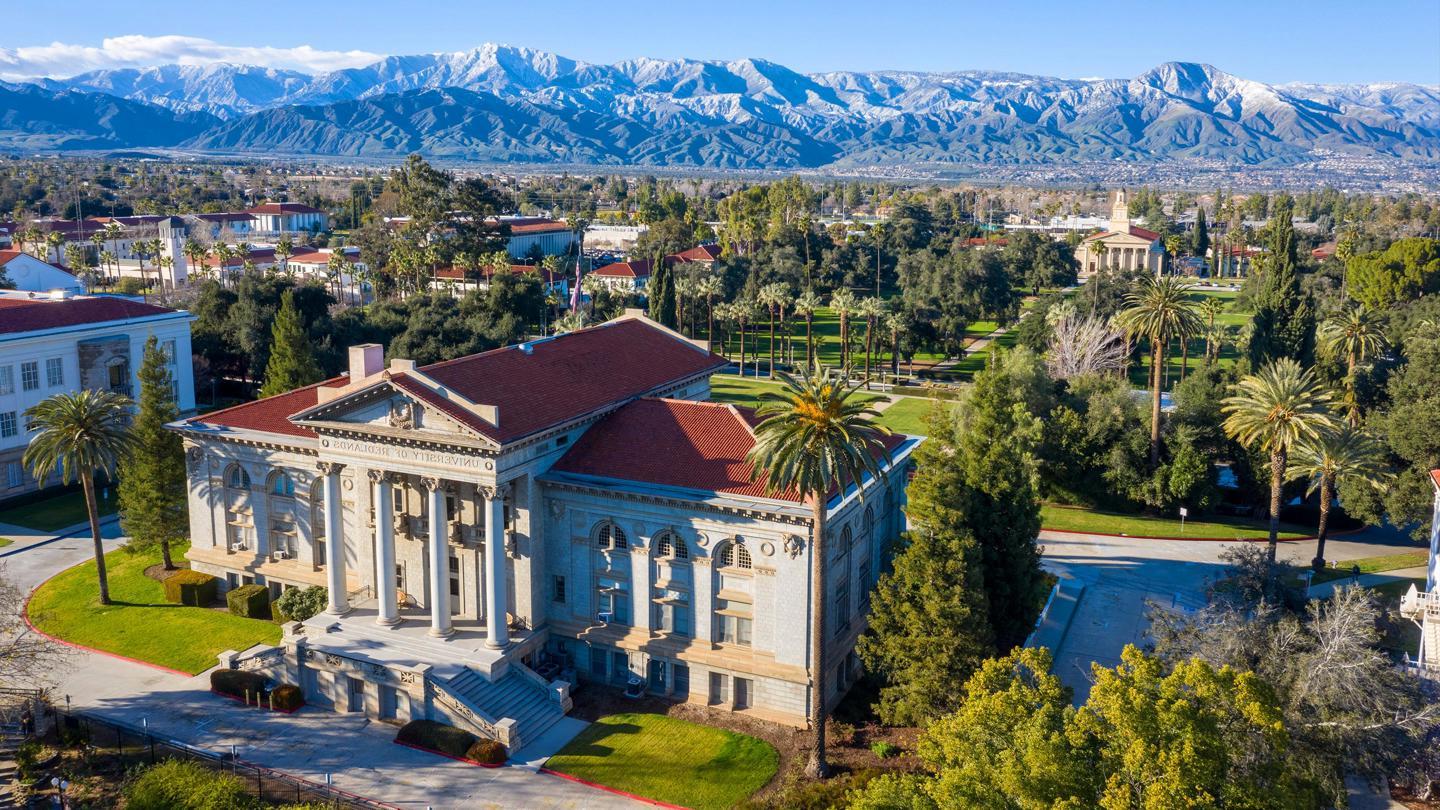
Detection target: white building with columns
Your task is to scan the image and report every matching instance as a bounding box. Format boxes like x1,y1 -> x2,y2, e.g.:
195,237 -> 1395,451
171,314 -> 917,750
1075,190 -> 1166,278
1401,471 -> 1440,678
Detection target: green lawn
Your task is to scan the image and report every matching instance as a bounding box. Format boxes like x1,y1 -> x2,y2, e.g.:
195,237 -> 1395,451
708,374 -> 884,410
27,541 -> 281,674
1041,504 -> 1311,540
877,396 -> 957,436
544,713 -> 778,810
0,488 -> 119,532
1310,550 -> 1430,584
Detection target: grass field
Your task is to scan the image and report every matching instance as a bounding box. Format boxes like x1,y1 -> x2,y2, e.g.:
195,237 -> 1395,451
544,713 -> 778,810
27,540 -> 282,674
708,374 -> 882,410
877,396 -> 957,436
1310,550 -> 1430,584
709,374 -> 954,437
0,487 -> 118,532
1128,288 -> 1246,389
1041,503 -> 1310,540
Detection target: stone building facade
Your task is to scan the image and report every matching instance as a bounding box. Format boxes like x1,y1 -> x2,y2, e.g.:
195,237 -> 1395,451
172,314 -> 917,748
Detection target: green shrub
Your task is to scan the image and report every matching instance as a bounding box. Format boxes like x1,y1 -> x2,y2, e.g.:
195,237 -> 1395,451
464,738 -> 507,765
123,759 -> 257,810
210,668 -> 268,700
15,740 -> 41,779
114,277 -> 149,296
395,719 -> 476,759
869,741 -> 898,759
270,684 -> 304,712
163,570 -> 218,606
225,583 -> 271,619
274,585 -> 327,623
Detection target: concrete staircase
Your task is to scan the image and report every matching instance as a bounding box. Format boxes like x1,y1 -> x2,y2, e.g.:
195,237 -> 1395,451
443,667 -> 566,750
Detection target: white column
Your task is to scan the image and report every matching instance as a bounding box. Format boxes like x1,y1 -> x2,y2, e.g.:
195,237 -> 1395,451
482,484 -> 510,649
319,462 -> 349,615
421,477 -> 453,638
369,470 -> 399,626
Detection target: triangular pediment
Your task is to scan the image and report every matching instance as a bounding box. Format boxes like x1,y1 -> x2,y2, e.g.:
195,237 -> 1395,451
288,378 -> 497,448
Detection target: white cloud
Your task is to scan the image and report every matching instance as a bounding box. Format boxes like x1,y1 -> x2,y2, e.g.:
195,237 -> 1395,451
0,35 -> 382,80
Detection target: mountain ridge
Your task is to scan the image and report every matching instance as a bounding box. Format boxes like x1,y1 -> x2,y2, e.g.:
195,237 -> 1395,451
10,45 -> 1440,170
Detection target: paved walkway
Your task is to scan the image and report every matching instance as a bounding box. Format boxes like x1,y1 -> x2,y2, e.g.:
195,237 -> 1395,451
1306,566 -> 1428,600
2,522 -> 633,809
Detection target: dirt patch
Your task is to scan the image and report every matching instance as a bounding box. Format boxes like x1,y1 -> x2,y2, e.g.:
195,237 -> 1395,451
567,684 -> 918,806
142,560 -> 191,582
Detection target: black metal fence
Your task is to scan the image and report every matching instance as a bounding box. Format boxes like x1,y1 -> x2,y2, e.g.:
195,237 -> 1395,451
50,709 -> 394,809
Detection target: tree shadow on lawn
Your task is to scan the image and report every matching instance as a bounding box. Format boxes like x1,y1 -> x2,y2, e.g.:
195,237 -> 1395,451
551,720 -> 642,758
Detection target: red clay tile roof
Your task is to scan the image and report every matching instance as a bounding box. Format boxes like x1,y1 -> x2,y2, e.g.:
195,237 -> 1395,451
191,317 -> 726,445
0,296 -> 179,336
190,377 -> 348,439
1431,469 -> 1440,491
593,259 -> 652,278
504,218 -> 570,235
1128,225 -> 1161,241
433,264 -> 563,282
667,244 -> 722,264
247,202 -> 323,215
552,397 -> 907,502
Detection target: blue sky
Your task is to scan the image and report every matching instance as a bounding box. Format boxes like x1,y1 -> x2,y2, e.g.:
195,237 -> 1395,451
4,0 -> 1438,84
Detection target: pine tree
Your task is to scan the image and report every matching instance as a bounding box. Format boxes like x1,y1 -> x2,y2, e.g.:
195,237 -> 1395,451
647,261 -> 677,328
956,351 -> 1047,651
1249,195 -> 1315,367
260,290 -> 322,397
117,336 -> 187,570
858,407 -> 993,725
1192,207 -> 1210,259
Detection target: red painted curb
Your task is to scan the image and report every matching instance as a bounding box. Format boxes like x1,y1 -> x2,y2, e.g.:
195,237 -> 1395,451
21,560 -> 196,679
539,766 -> 689,809
393,739 -> 505,768
1038,525 -> 1364,543
210,688 -> 303,714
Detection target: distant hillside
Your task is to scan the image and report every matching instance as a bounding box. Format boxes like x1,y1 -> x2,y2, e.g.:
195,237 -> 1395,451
13,45 -> 1440,170
0,81 -> 217,151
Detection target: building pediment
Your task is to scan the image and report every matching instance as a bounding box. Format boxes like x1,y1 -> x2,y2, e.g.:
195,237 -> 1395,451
288,378 -> 499,450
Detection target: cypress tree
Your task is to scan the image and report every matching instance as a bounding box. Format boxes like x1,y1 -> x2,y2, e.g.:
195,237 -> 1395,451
260,289 -> 322,397
648,261 -> 677,328
117,335 -> 187,570
956,351 -> 1047,651
1193,207 -> 1210,260
1248,195 -> 1315,367
858,405 -> 993,725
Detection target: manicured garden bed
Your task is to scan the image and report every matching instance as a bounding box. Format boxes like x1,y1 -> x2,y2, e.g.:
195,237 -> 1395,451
26,540 -> 281,674
543,713 -> 778,809
1041,504 -> 1311,540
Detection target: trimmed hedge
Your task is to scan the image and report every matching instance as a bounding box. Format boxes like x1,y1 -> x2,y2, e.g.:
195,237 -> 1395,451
163,569 -> 217,607
465,738 -> 507,765
210,668 -> 268,700
274,585 -> 328,623
226,583 -> 271,619
270,684 -> 304,712
396,719 -> 477,759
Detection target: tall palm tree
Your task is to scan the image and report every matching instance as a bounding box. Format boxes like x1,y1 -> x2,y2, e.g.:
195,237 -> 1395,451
1286,424 -> 1390,572
101,222 -> 123,269
1116,275 -> 1203,467
746,367 -> 889,779
734,298 -> 759,377
1198,298 -> 1224,364
182,239 -> 209,286
793,290 -> 823,366
1222,359 -> 1337,561
1318,306 -> 1388,426
45,231 -> 64,265
758,283 -> 790,378
88,232 -> 105,272
858,297 -> 885,389
275,236 -> 294,278
23,391 -> 135,605
697,275 -> 725,353
712,302 -> 736,361
884,311 -> 907,379
830,289 -> 858,375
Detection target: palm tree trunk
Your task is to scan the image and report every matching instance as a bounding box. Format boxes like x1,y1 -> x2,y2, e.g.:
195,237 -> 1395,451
1312,474 -> 1332,572
806,314 -> 815,367
1149,338 -> 1164,469
769,311 -> 778,379
739,321 -> 747,376
863,322 -> 873,389
82,476 -> 111,605
1180,339 -> 1189,382
707,301 -> 715,354
1267,448 -> 1285,563
805,494 -> 830,779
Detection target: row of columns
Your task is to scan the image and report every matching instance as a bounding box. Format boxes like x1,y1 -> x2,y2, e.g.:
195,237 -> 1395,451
315,462 -> 511,649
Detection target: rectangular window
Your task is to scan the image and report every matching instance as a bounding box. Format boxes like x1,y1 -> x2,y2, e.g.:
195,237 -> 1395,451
709,672 -> 730,705
5,461 -> 22,489
834,582 -> 851,638
552,575 -> 566,604
590,645 -> 609,679
162,340 -> 177,362
20,362 -> 38,392
0,366 -> 12,395
45,357 -> 63,387
0,412 -> 15,438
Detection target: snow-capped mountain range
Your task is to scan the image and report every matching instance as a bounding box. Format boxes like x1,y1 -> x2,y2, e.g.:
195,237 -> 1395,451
8,43 -> 1439,169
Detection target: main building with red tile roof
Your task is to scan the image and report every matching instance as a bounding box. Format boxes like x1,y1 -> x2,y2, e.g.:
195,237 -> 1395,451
169,312 -> 918,738
1076,190 -> 1166,278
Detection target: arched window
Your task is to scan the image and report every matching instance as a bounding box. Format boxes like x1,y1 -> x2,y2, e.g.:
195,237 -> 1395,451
271,472 -> 295,497
596,522 -> 628,550
863,506 -> 874,537
227,466 -> 250,490
654,531 -> 687,559
719,541 -> 751,570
